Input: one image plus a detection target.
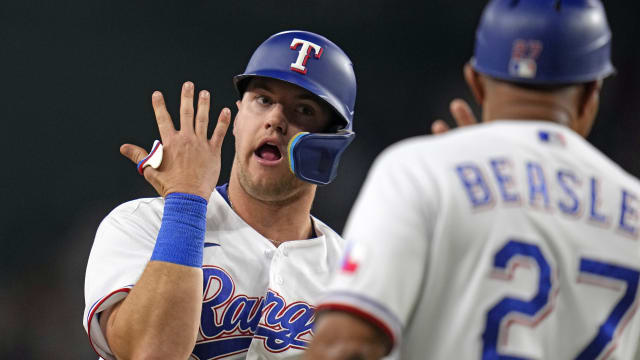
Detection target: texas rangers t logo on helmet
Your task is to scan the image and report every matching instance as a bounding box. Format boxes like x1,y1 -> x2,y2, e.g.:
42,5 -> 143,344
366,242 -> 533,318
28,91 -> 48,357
290,38 -> 323,74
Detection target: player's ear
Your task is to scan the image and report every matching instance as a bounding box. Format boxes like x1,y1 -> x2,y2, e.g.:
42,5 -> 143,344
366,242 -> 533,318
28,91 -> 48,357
575,80 -> 601,137
579,80 -> 601,117
464,62 -> 485,105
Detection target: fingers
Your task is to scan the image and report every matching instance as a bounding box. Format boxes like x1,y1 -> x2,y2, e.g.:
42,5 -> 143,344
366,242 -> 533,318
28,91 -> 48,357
195,90 -> 211,138
180,81 -> 195,133
209,108 -> 231,151
450,98 -> 477,128
432,98 -> 477,135
120,143 -> 149,164
151,91 -> 176,139
431,119 -> 450,135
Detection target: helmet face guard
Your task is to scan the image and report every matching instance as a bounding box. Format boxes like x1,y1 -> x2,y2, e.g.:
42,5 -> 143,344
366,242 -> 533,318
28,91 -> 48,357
234,30 -> 357,185
287,131 -> 356,185
472,0 -> 615,85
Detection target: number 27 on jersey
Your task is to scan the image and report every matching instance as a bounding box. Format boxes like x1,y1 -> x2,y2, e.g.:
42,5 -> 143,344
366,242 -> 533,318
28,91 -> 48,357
482,239 -> 639,360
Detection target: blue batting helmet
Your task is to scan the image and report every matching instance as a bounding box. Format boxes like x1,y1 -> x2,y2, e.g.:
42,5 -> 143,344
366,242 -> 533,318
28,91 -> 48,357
471,0 -> 615,84
233,30 -> 356,185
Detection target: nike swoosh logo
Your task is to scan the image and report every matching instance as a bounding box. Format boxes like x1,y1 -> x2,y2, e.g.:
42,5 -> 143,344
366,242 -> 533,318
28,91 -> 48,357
204,243 -> 221,248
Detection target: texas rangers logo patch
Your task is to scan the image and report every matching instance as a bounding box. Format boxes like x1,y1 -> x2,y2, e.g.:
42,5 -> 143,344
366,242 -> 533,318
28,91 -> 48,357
289,38 -> 323,75
341,241 -> 365,274
508,39 -> 543,79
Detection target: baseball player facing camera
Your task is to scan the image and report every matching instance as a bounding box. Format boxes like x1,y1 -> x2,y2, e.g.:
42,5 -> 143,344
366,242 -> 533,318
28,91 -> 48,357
308,1 -> 640,359
83,30 -> 356,360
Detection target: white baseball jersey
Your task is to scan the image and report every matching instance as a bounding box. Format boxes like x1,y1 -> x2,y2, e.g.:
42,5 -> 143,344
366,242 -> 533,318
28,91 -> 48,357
319,121 -> 640,359
84,184 -> 344,360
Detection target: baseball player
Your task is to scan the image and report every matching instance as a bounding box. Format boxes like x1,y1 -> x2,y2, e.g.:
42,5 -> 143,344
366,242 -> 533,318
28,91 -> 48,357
306,1 -> 640,359
83,30 -> 356,360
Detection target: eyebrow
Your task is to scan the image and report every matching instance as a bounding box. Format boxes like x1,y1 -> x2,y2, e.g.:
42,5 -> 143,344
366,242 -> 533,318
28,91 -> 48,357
297,93 -> 322,102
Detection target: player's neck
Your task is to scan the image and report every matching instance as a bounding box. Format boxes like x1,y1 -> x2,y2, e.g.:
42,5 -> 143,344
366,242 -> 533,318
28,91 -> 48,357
482,82 -> 576,127
227,176 -> 316,244
484,103 -> 572,127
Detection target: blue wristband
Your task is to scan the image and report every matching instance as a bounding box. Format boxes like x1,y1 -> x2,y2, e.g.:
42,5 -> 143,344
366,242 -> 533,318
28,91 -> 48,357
151,193 -> 208,268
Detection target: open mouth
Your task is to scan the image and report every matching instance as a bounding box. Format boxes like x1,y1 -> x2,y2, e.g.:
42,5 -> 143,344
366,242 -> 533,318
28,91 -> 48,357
255,143 -> 282,162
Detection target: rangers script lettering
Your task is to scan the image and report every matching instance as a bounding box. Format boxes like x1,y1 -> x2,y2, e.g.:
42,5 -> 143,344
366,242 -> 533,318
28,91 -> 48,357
83,30 -> 355,360
195,266 -> 315,359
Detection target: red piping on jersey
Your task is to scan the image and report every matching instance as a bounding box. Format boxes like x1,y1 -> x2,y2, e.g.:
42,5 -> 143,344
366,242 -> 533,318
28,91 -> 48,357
87,287 -> 132,358
316,302 -> 396,351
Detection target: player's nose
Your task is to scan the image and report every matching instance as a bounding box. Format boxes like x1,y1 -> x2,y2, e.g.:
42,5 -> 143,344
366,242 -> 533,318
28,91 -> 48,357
264,103 -> 288,135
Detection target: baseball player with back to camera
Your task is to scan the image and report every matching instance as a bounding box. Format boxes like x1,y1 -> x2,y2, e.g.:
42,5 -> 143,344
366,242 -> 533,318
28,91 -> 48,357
83,30 -> 357,360
307,1 -> 640,359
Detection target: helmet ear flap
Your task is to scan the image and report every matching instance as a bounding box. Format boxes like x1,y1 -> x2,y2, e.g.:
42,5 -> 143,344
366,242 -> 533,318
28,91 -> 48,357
288,132 -> 356,185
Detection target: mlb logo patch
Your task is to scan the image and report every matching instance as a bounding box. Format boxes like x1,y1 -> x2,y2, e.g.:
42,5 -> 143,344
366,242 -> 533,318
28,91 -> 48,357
509,58 -> 537,79
538,130 -> 566,146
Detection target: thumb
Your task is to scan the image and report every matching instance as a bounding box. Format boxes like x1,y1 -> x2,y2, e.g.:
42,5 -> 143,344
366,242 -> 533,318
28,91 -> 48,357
120,144 -> 149,164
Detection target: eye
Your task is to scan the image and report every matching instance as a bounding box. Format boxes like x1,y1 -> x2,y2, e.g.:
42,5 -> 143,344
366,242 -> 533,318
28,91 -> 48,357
296,104 -> 315,116
255,95 -> 272,105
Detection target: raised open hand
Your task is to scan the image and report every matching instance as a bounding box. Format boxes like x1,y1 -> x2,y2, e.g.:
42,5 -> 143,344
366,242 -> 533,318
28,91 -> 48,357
120,81 -> 231,200
431,98 -> 478,135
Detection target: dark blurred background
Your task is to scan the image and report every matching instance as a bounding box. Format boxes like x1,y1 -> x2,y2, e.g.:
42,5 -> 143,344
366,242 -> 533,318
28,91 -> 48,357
1,0 -> 639,358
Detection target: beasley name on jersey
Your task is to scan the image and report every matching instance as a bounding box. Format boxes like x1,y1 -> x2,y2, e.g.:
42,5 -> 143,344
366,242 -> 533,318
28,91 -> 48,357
455,130 -> 638,238
320,121 -> 640,360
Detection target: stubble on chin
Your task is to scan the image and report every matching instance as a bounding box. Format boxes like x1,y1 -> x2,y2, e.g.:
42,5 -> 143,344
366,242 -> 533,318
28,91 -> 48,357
234,154 -> 307,203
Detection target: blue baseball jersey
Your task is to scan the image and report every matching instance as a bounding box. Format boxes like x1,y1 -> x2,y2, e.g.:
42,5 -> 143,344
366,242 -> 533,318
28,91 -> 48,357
319,121 -> 640,359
